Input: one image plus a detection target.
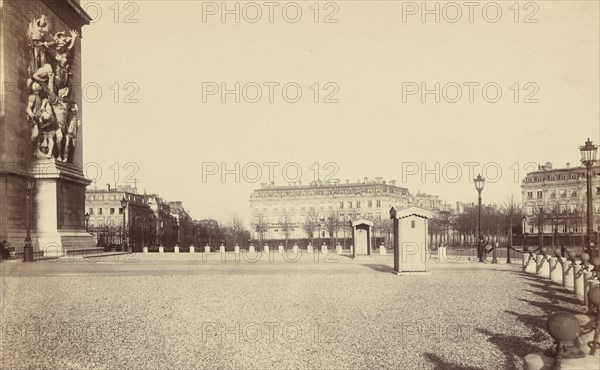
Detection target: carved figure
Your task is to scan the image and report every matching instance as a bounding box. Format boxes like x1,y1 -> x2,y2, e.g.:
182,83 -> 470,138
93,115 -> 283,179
25,15 -> 82,162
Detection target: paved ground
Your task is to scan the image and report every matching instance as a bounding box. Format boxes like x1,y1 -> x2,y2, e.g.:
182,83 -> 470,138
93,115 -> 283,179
0,254 -> 586,370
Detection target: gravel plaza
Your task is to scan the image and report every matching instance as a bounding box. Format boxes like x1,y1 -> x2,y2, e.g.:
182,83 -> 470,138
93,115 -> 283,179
0,254 -> 587,370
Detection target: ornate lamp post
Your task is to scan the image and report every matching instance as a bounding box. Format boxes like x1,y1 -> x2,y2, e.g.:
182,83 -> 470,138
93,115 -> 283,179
120,196 -> 128,251
474,174 -> 485,262
23,177 -> 36,262
85,212 -> 90,232
579,138 -> 598,257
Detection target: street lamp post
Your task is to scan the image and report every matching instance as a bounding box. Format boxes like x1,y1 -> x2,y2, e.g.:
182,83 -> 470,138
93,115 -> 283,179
85,212 -> 90,232
23,177 -> 35,262
120,196 -> 128,252
474,174 -> 485,262
579,138 -> 598,257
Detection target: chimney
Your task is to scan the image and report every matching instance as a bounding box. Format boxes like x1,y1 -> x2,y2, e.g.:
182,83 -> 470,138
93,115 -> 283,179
566,162 -> 570,168
106,183 -> 111,191
389,180 -> 396,186
364,177 -> 368,184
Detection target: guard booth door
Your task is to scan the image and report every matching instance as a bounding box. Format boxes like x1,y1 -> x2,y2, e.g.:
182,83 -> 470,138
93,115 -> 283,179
354,224 -> 369,255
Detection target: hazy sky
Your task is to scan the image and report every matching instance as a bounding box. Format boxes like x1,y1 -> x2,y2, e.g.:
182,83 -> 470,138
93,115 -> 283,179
79,0 -> 600,224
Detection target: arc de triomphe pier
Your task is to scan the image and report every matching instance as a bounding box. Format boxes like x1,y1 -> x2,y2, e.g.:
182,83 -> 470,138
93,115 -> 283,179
1,0 -> 96,256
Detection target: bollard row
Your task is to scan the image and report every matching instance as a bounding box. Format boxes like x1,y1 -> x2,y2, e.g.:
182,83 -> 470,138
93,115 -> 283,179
141,243 -> 353,255
522,247 -> 600,369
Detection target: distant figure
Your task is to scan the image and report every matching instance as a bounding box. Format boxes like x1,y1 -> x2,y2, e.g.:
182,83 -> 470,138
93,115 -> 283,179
560,244 -> 566,258
0,240 -> 9,260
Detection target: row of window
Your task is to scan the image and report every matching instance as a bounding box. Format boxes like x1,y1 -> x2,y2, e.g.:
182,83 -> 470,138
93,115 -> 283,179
254,187 -> 407,198
339,200 -> 382,209
526,189 -> 591,200
89,207 -> 124,215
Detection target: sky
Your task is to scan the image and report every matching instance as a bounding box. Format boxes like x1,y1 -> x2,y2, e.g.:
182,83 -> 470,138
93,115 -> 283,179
78,0 -> 600,225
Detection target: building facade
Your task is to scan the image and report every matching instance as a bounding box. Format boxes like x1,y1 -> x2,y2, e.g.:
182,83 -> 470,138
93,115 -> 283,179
521,162 -> 600,236
85,185 -> 184,249
249,177 -> 445,241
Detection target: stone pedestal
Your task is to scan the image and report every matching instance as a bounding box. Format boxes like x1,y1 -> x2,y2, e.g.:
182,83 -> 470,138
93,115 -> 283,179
321,244 -> 327,254
249,245 -> 255,253
29,160 -> 95,256
220,245 -> 225,254
585,276 -> 599,310
263,244 -> 269,253
379,245 -> 386,255
438,246 -> 447,261
189,246 -> 195,253
523,353 -> 599,370
536,255 -> 550,277
234,245 -> 239,254
278,245 -> 284,254
523,254 -> 536,273
561,260 -> 574,291
159,246 -> 164,253
573,265 -> 585,302
549,257 -> 562,284
293,244 -> 299,254
174,245 -> 180,253
205,245 -> 210,254
307,244 -> 313,254
143,247 -> 148,253
524,313 -> 600,369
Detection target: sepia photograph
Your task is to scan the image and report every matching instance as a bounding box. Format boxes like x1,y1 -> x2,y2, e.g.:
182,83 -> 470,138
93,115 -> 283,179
1,0 -> 600,369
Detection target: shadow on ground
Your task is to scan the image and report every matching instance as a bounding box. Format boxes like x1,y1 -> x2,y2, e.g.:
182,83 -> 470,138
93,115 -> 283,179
475,271 -> 585,369
423,353 -> 484,370
358,263 -> 395,273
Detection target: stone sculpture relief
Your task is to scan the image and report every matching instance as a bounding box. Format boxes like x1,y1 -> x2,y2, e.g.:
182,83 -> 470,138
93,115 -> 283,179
26,15 -> 80,162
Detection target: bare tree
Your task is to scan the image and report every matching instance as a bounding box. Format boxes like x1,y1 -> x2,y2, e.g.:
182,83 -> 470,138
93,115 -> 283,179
278,213 -> 293,247
501,195 -> 522,247
251,213 -> 269,248
302,209 -> 320,244
324,210 -> 342,247
226,213 -> 245,247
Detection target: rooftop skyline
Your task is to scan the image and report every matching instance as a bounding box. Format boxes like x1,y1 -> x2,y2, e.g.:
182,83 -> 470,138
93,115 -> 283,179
79,1 -> 600,223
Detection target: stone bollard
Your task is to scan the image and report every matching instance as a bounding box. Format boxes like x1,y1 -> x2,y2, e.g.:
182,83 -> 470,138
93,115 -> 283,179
583,271 -> 596,308
307,244 -> 313,254
220,244 -> 225,254
321,244 -> 327,254
561,259 -> 575,291
143,247 -> 148,253
278,244 -> 284,254
439,246 -> 448,262
159,245 -> 164,253
549,256 -> 563,284
379,244 -> 386,255
264,244 -> 269,254
189,245 -> 195,253
335,244 -> 342,254
536,253 -> 550,277
573,264 -> 586,303
523,312 -> 600,370
174,245 -> 180,253
523,253 -> 536,274
249,244 -> 255,254
204,245 -> 210,254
